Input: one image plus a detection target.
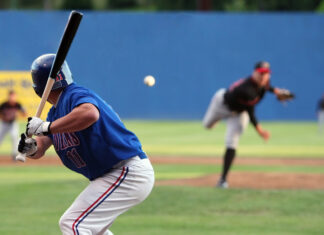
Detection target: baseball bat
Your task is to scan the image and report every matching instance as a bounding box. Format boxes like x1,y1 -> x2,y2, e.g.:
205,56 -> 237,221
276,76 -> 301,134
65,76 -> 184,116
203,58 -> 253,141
16,10 -> 83,162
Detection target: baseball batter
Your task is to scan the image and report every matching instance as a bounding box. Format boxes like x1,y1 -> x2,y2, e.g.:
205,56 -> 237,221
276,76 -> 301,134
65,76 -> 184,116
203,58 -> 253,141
203,61 -> 294,188
0,90 -> 26,160
18,54 -> 155,235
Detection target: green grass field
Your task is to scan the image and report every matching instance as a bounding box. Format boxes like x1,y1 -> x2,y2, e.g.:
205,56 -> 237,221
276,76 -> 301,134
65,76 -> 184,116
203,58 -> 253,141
0,121 -> 324,234
126,121 -> 324,157
2,121 -> 323,157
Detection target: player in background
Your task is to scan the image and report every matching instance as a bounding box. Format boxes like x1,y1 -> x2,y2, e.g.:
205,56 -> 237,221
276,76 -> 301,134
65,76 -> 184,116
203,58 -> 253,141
203,61 -> 293,188
317,93 -> 324,134
0,90 -> 26,160
18,54 -> 154,235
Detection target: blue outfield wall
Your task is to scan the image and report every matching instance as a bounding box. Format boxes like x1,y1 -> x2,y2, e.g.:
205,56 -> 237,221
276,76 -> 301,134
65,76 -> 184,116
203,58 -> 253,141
0,11 -> 323,120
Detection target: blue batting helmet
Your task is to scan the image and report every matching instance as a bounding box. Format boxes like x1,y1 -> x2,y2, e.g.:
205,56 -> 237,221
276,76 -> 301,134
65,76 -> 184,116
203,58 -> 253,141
31,54 -> 73,97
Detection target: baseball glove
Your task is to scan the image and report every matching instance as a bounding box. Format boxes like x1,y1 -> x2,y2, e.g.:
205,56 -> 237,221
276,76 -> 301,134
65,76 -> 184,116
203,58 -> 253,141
276,89 -> 295,101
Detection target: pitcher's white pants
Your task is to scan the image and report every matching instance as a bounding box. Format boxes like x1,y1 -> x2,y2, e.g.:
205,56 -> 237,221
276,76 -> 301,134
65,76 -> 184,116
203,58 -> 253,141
0,121 -> 18,156
203,89 -> 249,149
59,157 -> 154,235
318,111 -> 324,134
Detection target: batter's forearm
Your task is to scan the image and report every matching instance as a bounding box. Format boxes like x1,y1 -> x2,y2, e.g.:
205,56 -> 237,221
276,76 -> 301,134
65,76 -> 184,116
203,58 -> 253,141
29,149 -> 45,159
28,136 -> 52,159
49,103 -> 99,134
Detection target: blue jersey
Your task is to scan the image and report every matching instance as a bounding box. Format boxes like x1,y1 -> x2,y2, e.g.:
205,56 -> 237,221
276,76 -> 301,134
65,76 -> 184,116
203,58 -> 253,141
47,83 -> 147,180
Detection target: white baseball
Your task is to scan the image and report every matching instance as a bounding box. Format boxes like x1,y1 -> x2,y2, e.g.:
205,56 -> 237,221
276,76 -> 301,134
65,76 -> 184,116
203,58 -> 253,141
144,75 -> 155,87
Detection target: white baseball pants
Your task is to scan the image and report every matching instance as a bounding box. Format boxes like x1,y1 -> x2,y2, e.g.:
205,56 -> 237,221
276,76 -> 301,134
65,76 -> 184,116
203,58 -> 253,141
0,121 -> 19,156
59,156 -> 154,235
203,89 -> 249,149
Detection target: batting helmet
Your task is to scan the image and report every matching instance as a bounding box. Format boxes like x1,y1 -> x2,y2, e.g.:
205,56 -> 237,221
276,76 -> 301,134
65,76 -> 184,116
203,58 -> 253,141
31,54 -> 73,97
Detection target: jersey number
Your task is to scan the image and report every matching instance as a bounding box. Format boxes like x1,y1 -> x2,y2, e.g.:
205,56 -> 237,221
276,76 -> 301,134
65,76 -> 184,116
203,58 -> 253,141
67,148 -> 86,168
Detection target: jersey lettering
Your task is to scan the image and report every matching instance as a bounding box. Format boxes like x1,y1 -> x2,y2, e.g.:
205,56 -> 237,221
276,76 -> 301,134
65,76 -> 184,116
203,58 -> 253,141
67,148 -> 86,168
53,132 -> 80,151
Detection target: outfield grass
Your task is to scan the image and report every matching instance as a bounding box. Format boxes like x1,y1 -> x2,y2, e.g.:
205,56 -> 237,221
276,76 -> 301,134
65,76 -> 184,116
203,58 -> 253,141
0,121 -> 323,234
126,121 -> 324,157
0,166 -> 324,235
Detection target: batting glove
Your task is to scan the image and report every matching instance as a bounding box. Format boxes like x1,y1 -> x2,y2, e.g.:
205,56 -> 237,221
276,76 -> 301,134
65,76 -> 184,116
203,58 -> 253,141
26,117 -> 52,136
18,133 -> 37,157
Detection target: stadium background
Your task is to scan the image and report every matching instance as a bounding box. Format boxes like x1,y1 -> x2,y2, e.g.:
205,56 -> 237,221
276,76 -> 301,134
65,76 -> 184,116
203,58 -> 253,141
0,1 -> 324,235
0,11 -> 324,120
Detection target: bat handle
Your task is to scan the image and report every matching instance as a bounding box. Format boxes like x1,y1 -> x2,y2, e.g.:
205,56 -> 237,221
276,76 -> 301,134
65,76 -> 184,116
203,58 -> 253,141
16,152 -> 26,162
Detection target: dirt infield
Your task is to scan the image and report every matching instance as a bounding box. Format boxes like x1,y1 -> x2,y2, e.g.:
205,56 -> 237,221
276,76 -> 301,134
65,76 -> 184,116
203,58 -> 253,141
152,156 -> 324,189
0,156 -> 63,166
156,172 -> 324,189
151,156 -> 324,166
1,155 -> 324,189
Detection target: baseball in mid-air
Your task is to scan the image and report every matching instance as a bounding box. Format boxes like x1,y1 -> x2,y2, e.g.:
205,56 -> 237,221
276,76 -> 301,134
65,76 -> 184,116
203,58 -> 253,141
144,75 -> 155,87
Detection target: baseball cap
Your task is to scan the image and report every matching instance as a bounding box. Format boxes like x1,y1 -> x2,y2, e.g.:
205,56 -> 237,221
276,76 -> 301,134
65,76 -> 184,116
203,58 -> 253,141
254,61 -> 271,74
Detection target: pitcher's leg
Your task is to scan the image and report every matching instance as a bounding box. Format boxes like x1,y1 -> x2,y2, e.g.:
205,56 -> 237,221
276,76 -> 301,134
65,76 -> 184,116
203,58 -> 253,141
218,112 -> 249,188
203,89 -> 228,129
319,111 -> 324,134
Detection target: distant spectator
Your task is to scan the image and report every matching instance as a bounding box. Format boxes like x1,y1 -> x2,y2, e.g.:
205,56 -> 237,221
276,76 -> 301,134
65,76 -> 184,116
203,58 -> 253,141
0,90 -> 26,160
317,93 -> 324,134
